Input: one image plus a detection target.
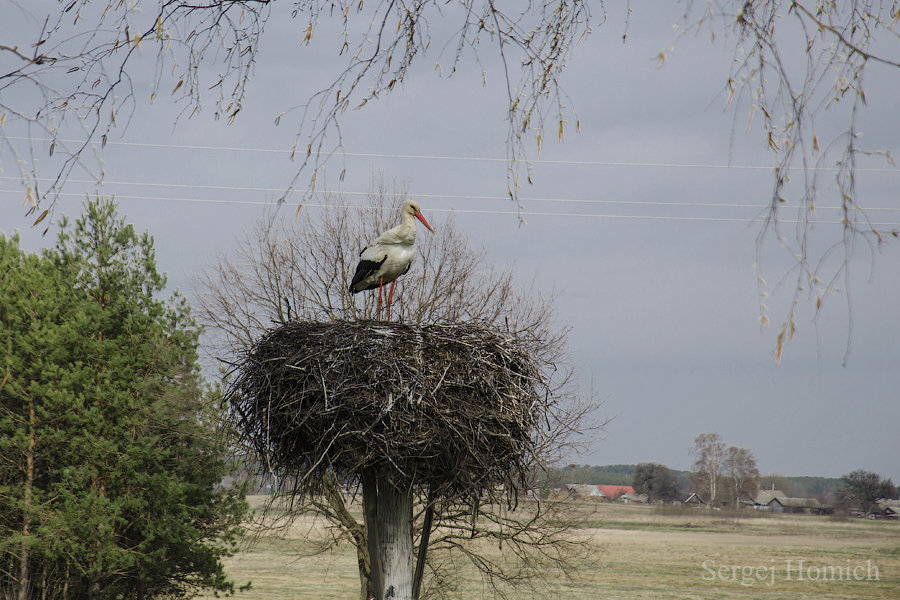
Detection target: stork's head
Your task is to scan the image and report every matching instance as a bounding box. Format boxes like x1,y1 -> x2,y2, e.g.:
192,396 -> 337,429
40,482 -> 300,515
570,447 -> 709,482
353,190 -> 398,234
403,200 -> 435,233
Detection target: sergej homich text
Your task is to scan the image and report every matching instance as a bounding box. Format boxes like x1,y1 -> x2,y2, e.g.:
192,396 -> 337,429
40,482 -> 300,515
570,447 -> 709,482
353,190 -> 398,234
701,559 -> 880,586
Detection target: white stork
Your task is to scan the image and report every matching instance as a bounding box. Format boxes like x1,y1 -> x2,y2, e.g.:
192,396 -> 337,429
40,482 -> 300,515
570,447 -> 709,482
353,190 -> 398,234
349,200 -> 435,320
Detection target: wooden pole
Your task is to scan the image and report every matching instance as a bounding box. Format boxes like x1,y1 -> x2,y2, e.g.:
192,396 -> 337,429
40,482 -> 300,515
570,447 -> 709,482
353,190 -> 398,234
363,469 -> 414,600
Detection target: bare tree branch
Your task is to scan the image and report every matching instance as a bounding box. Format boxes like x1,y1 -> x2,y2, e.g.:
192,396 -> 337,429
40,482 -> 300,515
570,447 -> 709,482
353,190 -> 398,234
680,1 -> 900,362
195,180 -> 602,598
1,1 -> 592,220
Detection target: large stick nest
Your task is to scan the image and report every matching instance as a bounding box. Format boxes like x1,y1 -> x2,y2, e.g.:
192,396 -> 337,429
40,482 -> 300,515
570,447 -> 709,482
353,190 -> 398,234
227,320 -> 550,497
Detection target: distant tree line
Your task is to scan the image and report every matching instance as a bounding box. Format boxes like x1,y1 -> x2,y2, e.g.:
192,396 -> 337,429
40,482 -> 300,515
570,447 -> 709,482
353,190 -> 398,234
541,464 -> 647,487
543,431 -> 896,512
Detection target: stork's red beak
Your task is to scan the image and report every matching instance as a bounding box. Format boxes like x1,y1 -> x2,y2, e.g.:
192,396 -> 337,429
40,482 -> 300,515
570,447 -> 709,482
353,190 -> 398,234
415,211 -> 435,233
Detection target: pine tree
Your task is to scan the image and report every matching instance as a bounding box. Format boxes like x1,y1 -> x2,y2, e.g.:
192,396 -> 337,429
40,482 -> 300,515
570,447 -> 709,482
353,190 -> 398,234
0,198 -> 247,599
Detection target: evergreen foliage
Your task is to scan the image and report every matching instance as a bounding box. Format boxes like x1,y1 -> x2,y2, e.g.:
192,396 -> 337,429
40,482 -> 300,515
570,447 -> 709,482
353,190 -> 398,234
0,198 -> 247,599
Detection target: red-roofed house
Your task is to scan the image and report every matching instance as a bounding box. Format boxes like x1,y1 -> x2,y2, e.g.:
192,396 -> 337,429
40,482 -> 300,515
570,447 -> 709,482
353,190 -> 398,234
596,485 -> 635,500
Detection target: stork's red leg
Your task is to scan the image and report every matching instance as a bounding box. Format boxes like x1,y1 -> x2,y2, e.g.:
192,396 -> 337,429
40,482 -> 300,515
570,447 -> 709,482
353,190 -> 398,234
386,279 -> 397,321
377,277 -> 384,319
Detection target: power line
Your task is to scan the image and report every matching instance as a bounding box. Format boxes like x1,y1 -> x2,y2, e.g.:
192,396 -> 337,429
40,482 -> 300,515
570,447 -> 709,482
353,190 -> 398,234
3,188 -> 898,227
5,136 -> 899,173
2,176 -> 898,212
0,176 -> 772,209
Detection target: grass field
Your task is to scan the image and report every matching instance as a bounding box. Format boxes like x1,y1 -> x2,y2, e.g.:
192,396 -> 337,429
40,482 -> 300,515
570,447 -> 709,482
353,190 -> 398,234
202,496 -> 900,599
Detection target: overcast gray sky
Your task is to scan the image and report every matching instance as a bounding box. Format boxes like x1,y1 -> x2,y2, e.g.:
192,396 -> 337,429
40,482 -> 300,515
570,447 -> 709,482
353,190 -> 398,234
2,2 -> 898,481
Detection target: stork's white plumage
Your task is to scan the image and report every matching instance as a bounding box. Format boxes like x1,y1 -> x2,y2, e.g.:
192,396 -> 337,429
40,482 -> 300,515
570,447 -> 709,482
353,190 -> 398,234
349,200 -> 435,319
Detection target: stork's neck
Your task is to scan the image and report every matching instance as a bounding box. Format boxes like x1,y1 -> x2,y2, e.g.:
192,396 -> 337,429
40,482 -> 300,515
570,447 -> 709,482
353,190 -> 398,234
396,214 -> 417,243
402,210 -> 419,229
377,213 -> 417,246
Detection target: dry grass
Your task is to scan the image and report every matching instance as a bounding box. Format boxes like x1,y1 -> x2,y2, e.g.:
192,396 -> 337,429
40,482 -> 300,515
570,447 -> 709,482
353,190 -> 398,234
201,497 -> 900,599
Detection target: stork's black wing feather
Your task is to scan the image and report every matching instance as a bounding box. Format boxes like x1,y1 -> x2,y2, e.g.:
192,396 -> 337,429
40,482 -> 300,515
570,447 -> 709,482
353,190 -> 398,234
349,254 -> 387,293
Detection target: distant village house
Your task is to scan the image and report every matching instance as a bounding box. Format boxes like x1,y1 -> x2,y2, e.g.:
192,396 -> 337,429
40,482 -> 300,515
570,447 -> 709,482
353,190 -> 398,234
555,484 -> 643,502
744,489 -> 833,515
